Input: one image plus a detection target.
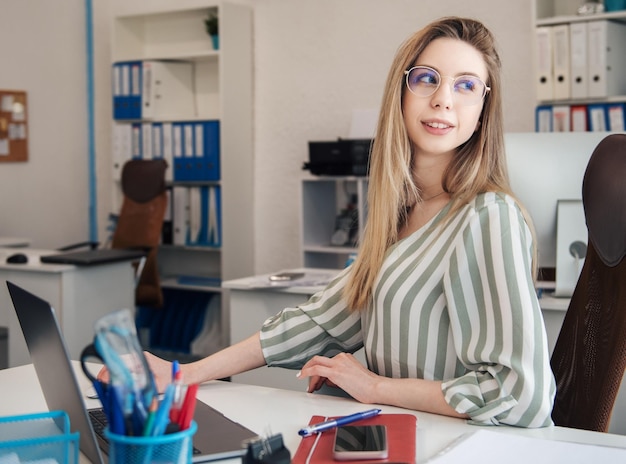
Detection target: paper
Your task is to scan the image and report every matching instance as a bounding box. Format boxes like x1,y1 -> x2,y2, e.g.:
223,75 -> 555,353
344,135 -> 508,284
426,429 -> 626,464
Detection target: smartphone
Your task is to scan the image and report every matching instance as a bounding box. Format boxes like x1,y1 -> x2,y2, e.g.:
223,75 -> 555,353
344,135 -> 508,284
333,425 -> 388,461
268,271 -> 305,282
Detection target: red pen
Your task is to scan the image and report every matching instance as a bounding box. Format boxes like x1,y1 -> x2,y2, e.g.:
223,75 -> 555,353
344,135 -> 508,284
177,383 -> 198,430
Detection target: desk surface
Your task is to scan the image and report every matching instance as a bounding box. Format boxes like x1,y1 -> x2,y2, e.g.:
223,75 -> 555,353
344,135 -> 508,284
1,362 -> 626,463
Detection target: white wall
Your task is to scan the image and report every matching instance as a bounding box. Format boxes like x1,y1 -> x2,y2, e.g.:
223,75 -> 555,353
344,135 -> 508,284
0,0 -> 534,274
0,0 -> 91,249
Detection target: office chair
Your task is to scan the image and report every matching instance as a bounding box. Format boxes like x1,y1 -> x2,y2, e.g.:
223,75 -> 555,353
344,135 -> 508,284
110,158 -> 168,308
550,133 -> 626,432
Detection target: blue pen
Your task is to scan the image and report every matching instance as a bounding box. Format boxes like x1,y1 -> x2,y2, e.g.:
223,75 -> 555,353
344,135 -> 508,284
298,408 -> 382,437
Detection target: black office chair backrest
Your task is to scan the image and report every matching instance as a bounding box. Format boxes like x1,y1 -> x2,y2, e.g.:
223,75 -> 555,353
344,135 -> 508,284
550,133 -> 626,432
112,159 -> 168,308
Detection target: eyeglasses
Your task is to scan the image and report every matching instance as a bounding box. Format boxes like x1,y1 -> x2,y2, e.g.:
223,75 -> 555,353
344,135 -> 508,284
404,66 -> 490,106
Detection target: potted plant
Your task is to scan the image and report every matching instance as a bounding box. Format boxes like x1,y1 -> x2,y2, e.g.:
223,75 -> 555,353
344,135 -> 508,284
205,12 -> 219,49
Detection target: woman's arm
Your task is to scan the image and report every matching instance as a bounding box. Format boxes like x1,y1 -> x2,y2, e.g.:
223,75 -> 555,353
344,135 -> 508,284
298,353 -> 469,419
143,332 -> 266,392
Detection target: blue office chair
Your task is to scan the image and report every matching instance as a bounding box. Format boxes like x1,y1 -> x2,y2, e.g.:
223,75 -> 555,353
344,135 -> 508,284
550,133 -> 626,432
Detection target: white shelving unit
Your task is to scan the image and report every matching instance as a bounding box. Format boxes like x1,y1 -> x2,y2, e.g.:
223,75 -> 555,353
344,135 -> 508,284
301,177 -> 368,269
532,1 -> 626,109
110,1 -> 253,357
111,1 -> 253,288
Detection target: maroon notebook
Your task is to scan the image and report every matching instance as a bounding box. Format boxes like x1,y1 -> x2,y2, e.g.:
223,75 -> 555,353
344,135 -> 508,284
292,414 -> 417,464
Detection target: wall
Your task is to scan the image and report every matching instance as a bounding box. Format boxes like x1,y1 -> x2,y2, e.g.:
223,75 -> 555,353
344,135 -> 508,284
0,0 -> 91,249
0,0 -> 534,273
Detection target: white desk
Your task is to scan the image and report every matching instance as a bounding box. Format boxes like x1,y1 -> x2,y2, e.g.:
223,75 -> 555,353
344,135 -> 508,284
0,248 -> 135,367
1,362 -> 626,463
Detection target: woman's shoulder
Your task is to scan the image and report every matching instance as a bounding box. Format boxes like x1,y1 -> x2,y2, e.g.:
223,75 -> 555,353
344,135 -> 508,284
468,191 -> 521,212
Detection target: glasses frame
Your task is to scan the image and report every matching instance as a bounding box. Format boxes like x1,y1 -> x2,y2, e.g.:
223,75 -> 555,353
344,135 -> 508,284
404,65 -> 491,106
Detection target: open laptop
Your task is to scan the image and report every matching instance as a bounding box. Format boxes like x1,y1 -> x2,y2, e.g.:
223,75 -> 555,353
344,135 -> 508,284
6,280 -> 258,463
39,248 -> 147,266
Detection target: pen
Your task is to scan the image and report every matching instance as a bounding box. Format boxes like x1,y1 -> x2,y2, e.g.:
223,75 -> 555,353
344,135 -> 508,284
298,408 -> 382,437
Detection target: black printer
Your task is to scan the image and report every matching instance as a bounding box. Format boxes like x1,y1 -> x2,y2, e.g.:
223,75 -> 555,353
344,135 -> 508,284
303,138 -> 372,176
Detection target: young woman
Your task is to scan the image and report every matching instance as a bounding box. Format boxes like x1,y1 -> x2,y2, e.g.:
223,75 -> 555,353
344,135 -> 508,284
119,17 -> 556,428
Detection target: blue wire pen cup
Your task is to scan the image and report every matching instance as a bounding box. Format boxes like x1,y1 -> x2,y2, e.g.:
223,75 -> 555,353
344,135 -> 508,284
105,421 -> 197,464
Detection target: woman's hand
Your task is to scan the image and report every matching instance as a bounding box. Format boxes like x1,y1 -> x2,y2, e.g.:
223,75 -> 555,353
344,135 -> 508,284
297,353 -> 381,403
95,351 -> 173,393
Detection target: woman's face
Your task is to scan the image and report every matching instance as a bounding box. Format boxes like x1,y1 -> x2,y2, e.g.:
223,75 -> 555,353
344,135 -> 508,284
402,37 -> 488,164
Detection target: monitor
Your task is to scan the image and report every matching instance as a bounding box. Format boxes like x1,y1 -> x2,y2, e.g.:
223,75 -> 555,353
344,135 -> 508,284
504,131 -> 611,278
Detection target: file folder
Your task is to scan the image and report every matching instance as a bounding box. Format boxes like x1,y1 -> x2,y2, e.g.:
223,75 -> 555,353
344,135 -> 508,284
172,186 -> 190,246
112,123 -> 132,181
162,122 -> 174,182
535,27 -> 554,101
587,103 -> 608,131
551,24 -> 571,100
152,122 -> 163,160
141,61 -> 195,120
570,105 -> 588,132
141,122 -> 153,160
607,103 -> 625,131
172,122 -> 187,181
131,122 -> 142,159
128,61 -> 142,119
587,20 -> 626,98
569,22 -> 588,99
535,105 -> 552,132
199,120 -> 220,181
187,186 -> 221,247
552,105 -> 571,132
112,63 -> 124,120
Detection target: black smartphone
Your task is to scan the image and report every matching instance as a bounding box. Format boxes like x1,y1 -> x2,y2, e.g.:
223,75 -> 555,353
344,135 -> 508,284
332,425 -> 388,461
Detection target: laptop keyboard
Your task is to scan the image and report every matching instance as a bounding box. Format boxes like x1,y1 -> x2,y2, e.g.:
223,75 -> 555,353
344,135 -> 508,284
88,408 -> 201,455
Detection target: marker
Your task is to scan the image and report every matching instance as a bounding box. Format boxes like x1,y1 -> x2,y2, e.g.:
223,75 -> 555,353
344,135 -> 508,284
298,408 -> 382,437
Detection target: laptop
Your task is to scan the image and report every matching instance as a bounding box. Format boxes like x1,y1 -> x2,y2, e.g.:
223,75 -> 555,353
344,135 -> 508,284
39,248 -> 147,266
6,280 -> 258,463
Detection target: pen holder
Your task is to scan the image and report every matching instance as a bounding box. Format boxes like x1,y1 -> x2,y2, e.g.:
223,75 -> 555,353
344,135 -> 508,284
105,421 -> 197,464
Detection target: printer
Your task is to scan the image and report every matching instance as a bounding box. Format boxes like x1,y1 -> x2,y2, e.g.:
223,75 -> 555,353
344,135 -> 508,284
303,138 -> 371,176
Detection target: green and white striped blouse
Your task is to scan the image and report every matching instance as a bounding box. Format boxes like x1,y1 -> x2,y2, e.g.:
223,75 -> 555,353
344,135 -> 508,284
260,192 -> 556,427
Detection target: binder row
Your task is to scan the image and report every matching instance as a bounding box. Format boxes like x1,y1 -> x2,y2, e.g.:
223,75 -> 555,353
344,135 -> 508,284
535,102 -> 625,132
535,20 -> 626,101
112,120 -> 220,182
112,60 -> 195,120
165,185 -> 221,248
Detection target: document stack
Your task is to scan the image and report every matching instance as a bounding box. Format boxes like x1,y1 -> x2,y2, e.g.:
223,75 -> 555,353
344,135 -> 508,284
534,19 -> 626,133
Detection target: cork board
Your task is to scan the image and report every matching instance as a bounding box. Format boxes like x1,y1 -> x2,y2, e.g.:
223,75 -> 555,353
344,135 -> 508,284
0,90 -> 28,162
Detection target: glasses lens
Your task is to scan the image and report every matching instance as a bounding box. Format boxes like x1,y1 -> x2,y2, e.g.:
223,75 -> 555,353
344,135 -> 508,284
405,66 -> 488,106
405,66 -> 440,97
453,76 -> 486,105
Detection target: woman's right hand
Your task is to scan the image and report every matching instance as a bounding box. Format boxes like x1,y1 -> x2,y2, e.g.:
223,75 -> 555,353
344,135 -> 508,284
95,351 -> 173,393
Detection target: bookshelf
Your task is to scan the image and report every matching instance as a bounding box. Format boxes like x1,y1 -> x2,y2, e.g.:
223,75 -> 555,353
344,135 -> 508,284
532,0 -> 626,131
110,1 -> 253,358
301,177 -> 368,269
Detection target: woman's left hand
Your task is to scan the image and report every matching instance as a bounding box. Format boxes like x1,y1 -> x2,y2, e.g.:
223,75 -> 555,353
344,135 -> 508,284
297,352 -> 381,403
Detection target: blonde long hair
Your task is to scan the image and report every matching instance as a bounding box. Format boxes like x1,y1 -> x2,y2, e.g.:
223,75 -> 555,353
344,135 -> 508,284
345,17 -> 535,311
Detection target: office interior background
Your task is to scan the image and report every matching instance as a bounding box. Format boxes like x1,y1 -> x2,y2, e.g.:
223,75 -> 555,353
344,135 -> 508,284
0,0 -> 556,274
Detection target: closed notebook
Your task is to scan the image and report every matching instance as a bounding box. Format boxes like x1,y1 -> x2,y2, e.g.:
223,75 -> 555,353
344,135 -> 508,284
292,414 -> 417,464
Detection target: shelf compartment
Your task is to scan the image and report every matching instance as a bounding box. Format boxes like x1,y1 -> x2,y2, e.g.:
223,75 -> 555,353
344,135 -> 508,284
113,7 -> 218,62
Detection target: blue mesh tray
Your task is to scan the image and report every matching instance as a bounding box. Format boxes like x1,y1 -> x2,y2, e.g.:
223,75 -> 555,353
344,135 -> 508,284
0,410 -> 79,464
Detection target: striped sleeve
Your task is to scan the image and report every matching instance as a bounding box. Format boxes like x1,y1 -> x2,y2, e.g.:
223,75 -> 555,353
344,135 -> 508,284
259,268 -> 364,369
441,194 -> 556,427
